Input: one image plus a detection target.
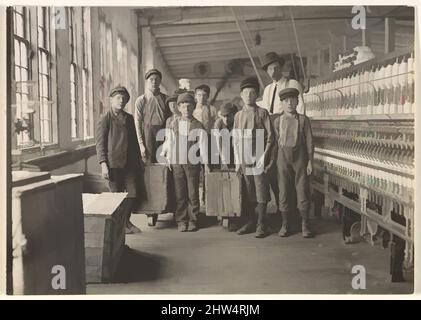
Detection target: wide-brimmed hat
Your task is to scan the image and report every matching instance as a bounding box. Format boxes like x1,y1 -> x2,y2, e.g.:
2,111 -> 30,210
261,52 -> 285,71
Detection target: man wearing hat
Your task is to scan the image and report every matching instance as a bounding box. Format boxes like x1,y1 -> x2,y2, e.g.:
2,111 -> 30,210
96,86 -> 142,234
233,77 -> 275,238
213,102 -> 238,169
261,52 -> 304,115
272,87 -> 314,238
163,92 -> 210,232
134,68 -> 171,164
261,52 -> 305,220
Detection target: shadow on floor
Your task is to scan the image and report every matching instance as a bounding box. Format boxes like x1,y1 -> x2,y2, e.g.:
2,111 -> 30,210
111,246 -> 167,283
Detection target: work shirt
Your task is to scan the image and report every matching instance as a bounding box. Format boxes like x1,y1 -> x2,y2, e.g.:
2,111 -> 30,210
134,89 -> 170,150
164,117 -> 208,166
193,104 -> 218,133
261,78 -> 304,115
233,105 -> 274,169
273,111 -> 314,163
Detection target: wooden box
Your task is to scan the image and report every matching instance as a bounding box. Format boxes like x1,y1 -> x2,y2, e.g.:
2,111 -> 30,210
205,169 -> 243,218
12,172 -> 85,295
135,164 -> 174,214
82,192 -> 130,283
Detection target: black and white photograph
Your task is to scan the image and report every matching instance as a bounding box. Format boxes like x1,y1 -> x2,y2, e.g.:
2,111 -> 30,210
1,3 -> 417,296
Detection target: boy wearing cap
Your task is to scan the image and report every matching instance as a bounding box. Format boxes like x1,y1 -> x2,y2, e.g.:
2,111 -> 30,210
164,93 -> 210,232
193,85 -> 218,133
160,93 -> 181,160
272,87 -> 314,238
213,102 -> 238,169
96,86 -> 142,234
233,77 -> 275,238
134,68 -> 171,164
193,84 -> 217,206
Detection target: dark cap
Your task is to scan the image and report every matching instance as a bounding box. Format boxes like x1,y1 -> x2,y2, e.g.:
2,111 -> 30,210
261,52 -> 285,71
220,102 -> 238,116
145,68 -> 162,80
165,94 -> 178,106
240,77 -> 259,92
278,87 -> 300,101
177,92 -> 196,105
109,86 -> 130,102
195,84 -> 210,96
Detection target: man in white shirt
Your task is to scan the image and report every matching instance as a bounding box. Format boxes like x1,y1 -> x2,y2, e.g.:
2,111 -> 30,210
261,52 -> 304,115
260,52 -> 305,219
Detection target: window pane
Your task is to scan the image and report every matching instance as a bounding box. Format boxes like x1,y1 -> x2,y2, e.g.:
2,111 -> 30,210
16,14 -> 24,37
37,7 -> 44,27
70,64 -> 75,82
70,82 -> 75,102
15,6 -> 24,15
38,27 -> 44,48
42,75 -> 49,97
20,80 -> 29,95
38,51 -> 43,71
14,40 -> 21,66
15,93 -> 22,117
15,66 -> 21,82
42,52 -> 48,74
21,44 -> 28,68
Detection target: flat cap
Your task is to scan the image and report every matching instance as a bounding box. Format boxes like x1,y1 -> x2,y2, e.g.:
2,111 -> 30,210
278,87 -> 300,101
220,102 -> 238,116
261,52 -> 285,71
109,86 -> 130,102
177,92 -> 196,105
240,77 -> 259,92
165,94 -> 178,106
195,84 -> 210,96
145,68 -> 162,80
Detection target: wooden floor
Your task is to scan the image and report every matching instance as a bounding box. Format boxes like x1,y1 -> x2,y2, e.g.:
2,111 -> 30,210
86,211 -> 413,295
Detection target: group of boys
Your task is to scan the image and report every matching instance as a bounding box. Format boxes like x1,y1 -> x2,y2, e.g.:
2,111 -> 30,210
95,51 -> 314,239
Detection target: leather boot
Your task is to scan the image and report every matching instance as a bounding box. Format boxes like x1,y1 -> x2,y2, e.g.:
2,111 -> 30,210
255,203 -> 267,238
237,202 -> 257,235
278,211 -> 289,237
300,209 -> 314,238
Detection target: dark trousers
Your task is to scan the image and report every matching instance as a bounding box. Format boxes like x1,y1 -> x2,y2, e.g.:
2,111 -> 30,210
108,168 -> 137,220
108,168 -> 137,198
268,164 -> 280,212
173,164 -> 201,223
277,146 -> 311,214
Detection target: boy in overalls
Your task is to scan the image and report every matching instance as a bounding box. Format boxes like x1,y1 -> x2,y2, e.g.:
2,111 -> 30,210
272,87 -> 314,238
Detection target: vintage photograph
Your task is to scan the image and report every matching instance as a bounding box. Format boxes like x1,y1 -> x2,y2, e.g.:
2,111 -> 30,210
4,5 -> 415,295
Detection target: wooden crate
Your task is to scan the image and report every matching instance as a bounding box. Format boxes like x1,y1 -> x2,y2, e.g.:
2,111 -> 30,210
135,164 -> 174,214
205,169 -> 243,218
82,192 -> 129,283
12,172 -> 85,295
